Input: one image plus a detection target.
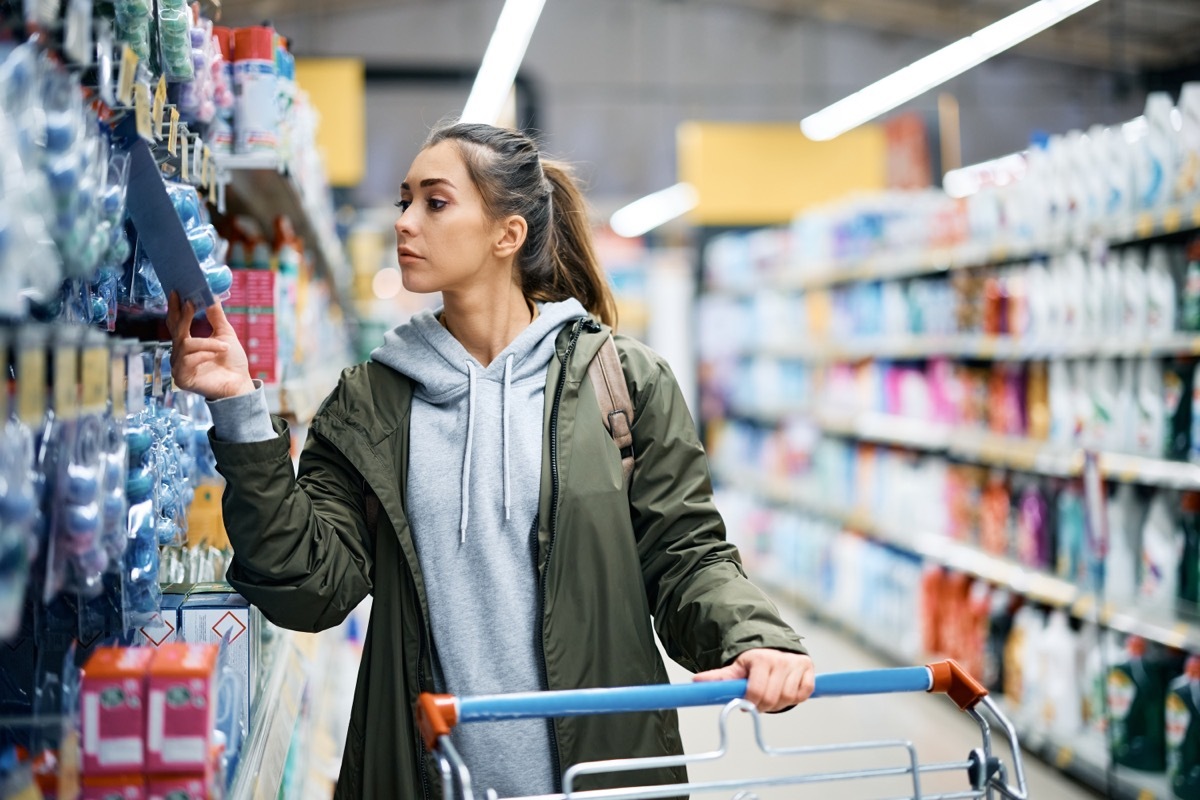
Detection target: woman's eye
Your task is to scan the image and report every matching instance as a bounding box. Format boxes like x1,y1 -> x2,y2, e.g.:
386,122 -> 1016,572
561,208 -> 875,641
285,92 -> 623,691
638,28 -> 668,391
428,199 -> 447,211
395,199 -> 411,212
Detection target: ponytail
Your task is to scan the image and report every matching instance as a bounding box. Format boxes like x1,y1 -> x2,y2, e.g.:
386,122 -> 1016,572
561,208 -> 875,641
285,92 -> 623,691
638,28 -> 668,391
424,122 -> 618,329
534,160 -> 617,328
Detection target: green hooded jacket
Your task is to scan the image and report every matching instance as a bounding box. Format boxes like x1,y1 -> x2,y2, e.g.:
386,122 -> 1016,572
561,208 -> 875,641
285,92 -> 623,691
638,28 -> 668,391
209,319 -> 807,799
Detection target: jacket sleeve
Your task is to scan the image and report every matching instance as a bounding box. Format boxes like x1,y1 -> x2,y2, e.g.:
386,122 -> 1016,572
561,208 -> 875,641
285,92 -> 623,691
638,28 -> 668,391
210,413 -> 373,633
628,353 -> 807,673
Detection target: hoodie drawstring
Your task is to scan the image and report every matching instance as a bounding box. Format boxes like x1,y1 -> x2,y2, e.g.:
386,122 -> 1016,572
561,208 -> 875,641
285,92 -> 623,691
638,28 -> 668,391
461,361 -> 477,543
503,355 -> 513,521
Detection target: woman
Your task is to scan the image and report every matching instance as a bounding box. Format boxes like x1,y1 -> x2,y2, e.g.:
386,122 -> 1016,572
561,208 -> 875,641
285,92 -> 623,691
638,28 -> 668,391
166,122 -> 814,799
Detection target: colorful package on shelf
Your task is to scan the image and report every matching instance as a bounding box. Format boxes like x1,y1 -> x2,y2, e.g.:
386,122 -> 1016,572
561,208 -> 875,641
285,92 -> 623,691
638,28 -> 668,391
231,26 -> 278,155
113,0 -> 153,62
80,647 -> 155,775
146,643 -> 219,774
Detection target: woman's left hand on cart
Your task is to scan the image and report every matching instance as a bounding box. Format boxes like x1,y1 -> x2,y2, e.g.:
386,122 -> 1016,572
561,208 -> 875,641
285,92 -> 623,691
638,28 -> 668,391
693,649 -> 815,713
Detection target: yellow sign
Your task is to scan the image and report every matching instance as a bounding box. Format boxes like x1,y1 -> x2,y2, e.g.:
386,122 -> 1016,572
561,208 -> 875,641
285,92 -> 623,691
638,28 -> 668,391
168,108 -> 180,155
153,76 -> 167,139
677,121 -> 888,225
181,134 -> 190,181
117,45 -> 138,106
54,345 -> 79,420
295,59 -> 366,187
80,347 -> 110,413
17,348 -> 46,426
133,83 -> 152,141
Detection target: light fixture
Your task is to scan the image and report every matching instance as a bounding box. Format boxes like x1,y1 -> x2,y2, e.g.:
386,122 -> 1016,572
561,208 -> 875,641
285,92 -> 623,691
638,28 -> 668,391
801,0 -> 1103,142
461,0 -> 548,126
373,267 -> 403,300
610,183 -> 700,238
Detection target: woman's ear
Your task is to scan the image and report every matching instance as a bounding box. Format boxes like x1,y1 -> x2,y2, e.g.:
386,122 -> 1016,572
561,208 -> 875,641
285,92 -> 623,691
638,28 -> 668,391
494,215 -> 529,259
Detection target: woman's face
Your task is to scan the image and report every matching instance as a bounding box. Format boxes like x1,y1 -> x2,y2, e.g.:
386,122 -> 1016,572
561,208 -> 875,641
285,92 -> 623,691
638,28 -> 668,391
394,141 -> 499,294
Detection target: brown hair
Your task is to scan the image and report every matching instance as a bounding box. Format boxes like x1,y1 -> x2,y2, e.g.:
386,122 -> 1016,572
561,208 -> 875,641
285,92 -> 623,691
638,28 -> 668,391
424,122 -> 618,328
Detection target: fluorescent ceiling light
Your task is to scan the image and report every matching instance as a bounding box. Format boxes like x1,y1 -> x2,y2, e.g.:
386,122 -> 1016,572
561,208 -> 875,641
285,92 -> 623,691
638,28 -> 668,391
610,183 -> 700,238
801,0 -> 1102,141
461,0 -> 547,126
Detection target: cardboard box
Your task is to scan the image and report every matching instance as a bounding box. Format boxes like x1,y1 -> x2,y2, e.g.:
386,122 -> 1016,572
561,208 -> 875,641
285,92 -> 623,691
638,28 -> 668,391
136,589 -> 186,650
242,270 -> 276,309
147,643 -> 219,773
81,648 -> 155,775
146,773 -> 210,800
178,585 -> 259,738
80,774 -> 145,800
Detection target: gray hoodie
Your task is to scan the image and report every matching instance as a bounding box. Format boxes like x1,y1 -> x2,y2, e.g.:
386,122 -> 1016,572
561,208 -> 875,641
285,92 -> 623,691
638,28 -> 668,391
209,298 -> 587,796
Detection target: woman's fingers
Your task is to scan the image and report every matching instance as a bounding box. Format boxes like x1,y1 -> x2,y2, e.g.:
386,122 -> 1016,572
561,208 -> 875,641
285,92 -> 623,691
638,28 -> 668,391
178,338 -> 230,354
693,662 -> 748,683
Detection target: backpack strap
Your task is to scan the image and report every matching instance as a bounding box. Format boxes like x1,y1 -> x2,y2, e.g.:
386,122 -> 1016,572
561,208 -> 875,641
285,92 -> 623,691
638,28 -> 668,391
587,334 -> 635,489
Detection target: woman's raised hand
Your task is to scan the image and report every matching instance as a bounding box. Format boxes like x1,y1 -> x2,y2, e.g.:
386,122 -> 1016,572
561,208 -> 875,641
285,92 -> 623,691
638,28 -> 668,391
166,291 -> 255,401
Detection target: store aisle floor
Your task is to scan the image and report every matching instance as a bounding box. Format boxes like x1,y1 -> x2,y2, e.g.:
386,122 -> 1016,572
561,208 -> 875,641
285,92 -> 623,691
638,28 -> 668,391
659,598 -> 1103,799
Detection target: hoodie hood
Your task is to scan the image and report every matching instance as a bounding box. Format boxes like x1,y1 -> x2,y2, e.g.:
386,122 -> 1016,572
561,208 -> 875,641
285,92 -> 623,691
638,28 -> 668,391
370,298 -> 587,541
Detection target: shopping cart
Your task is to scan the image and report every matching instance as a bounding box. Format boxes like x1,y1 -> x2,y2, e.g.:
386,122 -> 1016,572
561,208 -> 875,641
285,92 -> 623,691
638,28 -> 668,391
416,659 -> 1029,800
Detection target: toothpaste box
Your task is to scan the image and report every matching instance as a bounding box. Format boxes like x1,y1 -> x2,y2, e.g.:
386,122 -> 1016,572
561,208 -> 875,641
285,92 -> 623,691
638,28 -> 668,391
81,648 -> 155,775
146,643 -> 219,774
80,774 -> 146,800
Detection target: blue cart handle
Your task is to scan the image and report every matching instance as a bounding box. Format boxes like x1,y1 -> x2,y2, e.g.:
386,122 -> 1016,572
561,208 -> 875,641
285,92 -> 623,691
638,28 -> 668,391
416,659 -> 986,750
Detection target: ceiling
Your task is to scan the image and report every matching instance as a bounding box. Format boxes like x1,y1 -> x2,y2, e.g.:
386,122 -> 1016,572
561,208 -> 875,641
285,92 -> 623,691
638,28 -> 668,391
210,0 -> 1200,72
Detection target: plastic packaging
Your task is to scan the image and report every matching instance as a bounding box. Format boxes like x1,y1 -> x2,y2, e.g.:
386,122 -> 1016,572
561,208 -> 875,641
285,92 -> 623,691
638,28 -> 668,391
1109,635 -> 1168,772
1165,359 -> 1195,461
1136,358 -> 1166,458
1167,655 -> 1200,798
1123,248 -> 1149,341
1147,244 -> 1179,339
1178,83 -> 1200,203
1042,609 -> 1082,738
1141,491 -> 1183,613
1139,93 -> 1178,210
1107,483 -> 1144,607
158,0 -> 196,82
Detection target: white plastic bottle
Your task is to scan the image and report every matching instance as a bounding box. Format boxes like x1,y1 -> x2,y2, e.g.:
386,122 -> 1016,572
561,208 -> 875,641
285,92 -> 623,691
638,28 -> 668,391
1140,490 -> 1183,613
1062,253 -> 1085,341
1140,92 -> 1180,210
1123,249 -> 1149,341
1042,609 -> 1083,738
1085,253 -> 1106,341
1091,359 -> 1119,450
1178,82 -> 1200,203
1107,483 -> 1143,606
1135,357 -> 1166,457
1114,358 -> 1137,453
1146,244 -> 1178,339
1049,359 -> 1073,445
1105,250 -> 1126,332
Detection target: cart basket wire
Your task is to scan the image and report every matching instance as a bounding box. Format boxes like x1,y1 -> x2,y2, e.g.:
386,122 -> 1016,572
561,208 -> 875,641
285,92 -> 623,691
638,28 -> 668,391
416,659 -> 1030,800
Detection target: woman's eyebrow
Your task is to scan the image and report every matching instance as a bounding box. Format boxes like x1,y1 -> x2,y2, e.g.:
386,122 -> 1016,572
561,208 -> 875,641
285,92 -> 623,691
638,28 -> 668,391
400,178 -> 457,190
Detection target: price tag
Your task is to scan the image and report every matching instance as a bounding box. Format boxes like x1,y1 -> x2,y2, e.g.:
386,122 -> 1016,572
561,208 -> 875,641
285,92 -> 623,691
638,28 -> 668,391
181,134 -> 190,181
152,75 -> 167,140
1071,594 -> 1095,617
133,83 -> 152,141
1135,212 -> 1155,240
16,347 -> 47,426
1164,207 -> 1183,233
1137,791 -> 1156,800
1054,747 -> 1073,769
53,344 -> 80,420
208,175 -> 217,204
168,108 -> 180,156
110,347 -> 126,416
80,346 -> 109,414
202,146 -> 212,187
117,45 -> 138,106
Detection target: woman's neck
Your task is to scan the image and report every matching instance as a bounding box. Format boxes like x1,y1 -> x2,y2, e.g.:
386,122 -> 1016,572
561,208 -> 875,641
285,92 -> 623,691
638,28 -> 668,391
440,286 -> 536,367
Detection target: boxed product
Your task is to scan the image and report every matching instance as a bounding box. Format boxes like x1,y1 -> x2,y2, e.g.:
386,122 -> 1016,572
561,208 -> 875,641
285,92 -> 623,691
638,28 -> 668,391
81,647 -> 155,775
178,583 -> 260,720
135,588 -> 186,650
80,774 -> 146,800
147,773 -> 211,800
146,643 -> 219,773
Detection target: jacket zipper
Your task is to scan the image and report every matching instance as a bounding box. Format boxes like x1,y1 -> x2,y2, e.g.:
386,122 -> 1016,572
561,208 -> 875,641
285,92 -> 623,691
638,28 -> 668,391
538,318 -> 587,791
414,583 -> 433,800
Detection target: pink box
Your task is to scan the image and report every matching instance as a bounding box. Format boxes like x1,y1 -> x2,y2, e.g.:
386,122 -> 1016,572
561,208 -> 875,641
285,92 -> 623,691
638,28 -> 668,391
225,270 -> 249,312
81,648 -> 155,775
147,774 -> 210,800
80,774 -> 146,800
243,271 -> 276,309
146,643 -> 219,774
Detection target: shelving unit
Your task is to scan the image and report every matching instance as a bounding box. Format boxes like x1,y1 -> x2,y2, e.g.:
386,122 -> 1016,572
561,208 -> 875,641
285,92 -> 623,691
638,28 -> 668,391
216,153 -> 354,317
709,201 -> 1200,297
729,404 -> 1200,490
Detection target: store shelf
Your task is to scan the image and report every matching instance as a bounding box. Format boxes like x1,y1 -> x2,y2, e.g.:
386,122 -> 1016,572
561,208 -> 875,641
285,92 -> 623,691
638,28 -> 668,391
741,332 -> 1200,363
215,154 -> 354,316
708,202 -> 1200,297
715,467 -> 1200,653
730,404 -> 1200,490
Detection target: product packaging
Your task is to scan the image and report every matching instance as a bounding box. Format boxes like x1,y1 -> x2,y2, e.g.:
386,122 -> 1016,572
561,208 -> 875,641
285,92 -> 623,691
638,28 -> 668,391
1179,493 -> 1200,610
146,643 -> 219,774
232,27 -> 279,154
1136,358 -> 1166,458
1147,245 -> 1179,339
1107,483 -> 1145,607
80,774 -> 145,800
1167,655 -> 1200,798
1166,358 -> 1196,461
1109,635 -> 1168,772
178,585 -> 260,732
1141,491 -> 1183,613
1041,609 -> 1082,738
81,647 -> 155,775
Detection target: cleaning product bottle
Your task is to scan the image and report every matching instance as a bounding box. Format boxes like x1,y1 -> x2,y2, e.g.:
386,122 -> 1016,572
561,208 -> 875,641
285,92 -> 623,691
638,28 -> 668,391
1108,483 -> 1144,607
1148,245 -> 1180,340
1124,248 -> 1149,342
1166,358 -> 1196,461
1027,361 -> 1050,441
1042,609 -> 1083,738
984,589 -> 1015,693
1179,83 -> 1200,203
1016,482 -> 1051,569
1085,252 -> 1106,340
1167,655 -> 1200,798
1091,359 -> 1119,450
1179,493 -> 1200,611
1115,358 -> 1137,454
1142,491 -> 1183,614
1185,239 -> 1200,333
1049,360 -> 1073,446
1137,358 -> 1167,458
1110,635 -> 1168,771
1141,92 -> 1179,210
1057,483 -> 1087,585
